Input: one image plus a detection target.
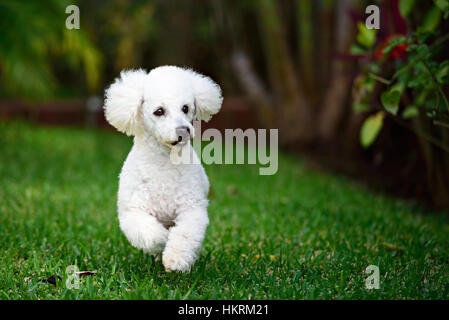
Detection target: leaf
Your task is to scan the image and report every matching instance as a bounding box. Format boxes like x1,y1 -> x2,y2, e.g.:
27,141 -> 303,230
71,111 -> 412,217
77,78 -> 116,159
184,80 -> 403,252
402,105 -> 419,119
356,22 -> 377,48
399,0 -> 417,18
436,61 -> 449,84
416,88 -> 431,106
76,270 -> 97,277
350,44 -> 368,55
39,275 -> 62,287
422,6 -> 442,32
354,103 -> 371,113
380,242 -> 404,251
381,90 -> 401,115
435,0 -> 449,11
381,36 -> 407,55
360,112 -> 385,148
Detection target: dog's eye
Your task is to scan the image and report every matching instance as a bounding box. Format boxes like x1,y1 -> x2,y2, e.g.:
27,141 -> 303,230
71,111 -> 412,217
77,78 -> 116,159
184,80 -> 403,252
182,105 -> 189,114
153,108 -> 165,116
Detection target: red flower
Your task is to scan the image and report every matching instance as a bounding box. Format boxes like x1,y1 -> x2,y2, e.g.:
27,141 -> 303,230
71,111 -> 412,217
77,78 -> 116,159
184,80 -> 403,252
375,35 -> 408,61
375,41 -> 390,60
390,43 -> 408,59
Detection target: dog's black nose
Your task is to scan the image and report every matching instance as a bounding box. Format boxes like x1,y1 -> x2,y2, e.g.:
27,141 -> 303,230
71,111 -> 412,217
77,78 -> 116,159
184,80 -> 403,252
174,126 -> 191,146
176,126 -> 191,136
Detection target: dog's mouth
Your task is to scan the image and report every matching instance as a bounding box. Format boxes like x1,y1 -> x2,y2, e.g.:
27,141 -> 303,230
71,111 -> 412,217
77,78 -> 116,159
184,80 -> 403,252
169,136 -> 188,147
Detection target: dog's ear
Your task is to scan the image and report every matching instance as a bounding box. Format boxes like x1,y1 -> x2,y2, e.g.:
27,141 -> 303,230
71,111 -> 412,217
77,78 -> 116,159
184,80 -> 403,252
104,69 -> 147,136
188,70 -> 223,122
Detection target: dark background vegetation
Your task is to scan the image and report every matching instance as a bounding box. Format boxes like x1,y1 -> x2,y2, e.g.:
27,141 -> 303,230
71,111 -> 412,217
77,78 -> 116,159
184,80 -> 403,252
1,0 -> 449,209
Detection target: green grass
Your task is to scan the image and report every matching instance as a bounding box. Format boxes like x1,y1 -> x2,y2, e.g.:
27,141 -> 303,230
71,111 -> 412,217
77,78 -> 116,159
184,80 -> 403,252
1,121 -> 449,299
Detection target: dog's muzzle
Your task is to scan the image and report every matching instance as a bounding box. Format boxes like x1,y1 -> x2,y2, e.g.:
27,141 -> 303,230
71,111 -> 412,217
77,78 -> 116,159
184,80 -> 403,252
171,126 -> 191,146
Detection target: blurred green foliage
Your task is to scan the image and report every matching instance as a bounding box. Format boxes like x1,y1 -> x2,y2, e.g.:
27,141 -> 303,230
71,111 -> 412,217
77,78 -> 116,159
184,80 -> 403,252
0,0 -> 229,101
353,0 -> 449,148
351,0 -> 449,208
0,0 -> 102,100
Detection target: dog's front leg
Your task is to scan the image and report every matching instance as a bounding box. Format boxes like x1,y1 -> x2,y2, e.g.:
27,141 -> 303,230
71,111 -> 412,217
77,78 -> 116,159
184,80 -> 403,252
119,210 -> 169,255
162,207 -> 209,272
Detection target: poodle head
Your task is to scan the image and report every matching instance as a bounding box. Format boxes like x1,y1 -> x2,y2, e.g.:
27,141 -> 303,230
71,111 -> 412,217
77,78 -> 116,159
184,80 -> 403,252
104,66 -> 222,147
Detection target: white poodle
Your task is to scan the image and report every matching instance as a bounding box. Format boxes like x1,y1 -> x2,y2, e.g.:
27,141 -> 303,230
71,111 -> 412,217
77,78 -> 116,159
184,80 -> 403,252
104,66 -> 222,272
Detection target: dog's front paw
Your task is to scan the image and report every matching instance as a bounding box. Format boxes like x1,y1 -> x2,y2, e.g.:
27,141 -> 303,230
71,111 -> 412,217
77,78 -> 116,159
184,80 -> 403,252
162,248 -> 194,272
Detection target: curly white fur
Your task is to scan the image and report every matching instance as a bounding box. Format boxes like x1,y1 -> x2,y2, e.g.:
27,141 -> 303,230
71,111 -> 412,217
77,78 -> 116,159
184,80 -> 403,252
104,66 -> 222,272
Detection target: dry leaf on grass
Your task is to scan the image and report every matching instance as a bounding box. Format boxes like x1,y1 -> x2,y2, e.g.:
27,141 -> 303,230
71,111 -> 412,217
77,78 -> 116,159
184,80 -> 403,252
76,270 -> 97,276
380,242 -> 404,252
39,275 -> 62,287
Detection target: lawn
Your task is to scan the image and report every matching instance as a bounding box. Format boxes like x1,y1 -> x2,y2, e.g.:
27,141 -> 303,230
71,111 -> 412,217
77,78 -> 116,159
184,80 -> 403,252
1,121 -> 449,299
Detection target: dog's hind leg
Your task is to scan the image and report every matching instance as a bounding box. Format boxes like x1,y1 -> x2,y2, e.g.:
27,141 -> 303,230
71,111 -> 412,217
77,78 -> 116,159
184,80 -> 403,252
119,210 -> 169,255
162,207 -> 209,272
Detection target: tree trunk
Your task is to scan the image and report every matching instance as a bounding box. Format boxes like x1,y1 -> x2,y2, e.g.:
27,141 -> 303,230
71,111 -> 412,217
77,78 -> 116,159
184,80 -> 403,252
230,49 -> 275,129
318,0 -> 356,141
256,0 -> 314,145
413,113 -> 449,209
